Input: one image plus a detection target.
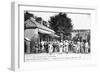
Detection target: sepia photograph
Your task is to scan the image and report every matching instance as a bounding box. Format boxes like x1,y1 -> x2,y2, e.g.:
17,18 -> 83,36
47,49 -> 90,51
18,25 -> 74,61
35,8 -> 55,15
24,10 -> 91,61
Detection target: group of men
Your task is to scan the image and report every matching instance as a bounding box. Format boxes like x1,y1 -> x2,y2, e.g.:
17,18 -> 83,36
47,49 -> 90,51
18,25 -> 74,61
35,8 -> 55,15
40,40 -> 90,54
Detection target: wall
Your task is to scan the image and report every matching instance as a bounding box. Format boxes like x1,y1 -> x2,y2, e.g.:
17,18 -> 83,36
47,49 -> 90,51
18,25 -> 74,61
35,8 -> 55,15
0,0 -> 100,73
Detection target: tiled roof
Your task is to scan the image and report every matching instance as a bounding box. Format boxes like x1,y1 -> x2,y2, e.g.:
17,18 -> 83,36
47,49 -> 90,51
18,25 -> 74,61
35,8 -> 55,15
25,17 -> 55,33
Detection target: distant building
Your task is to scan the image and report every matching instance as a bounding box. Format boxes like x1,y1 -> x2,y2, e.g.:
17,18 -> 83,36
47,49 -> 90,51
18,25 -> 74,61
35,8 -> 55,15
71,29 -> 90,42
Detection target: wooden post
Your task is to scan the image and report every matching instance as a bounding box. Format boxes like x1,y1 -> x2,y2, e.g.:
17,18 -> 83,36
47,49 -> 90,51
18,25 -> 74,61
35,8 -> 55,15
26,41 -> 30,54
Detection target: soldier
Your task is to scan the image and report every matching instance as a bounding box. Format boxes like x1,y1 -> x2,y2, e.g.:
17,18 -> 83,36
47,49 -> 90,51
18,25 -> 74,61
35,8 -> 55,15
64,40 -> 69,53
76,41 -> 81,53
85,41 -> 89,53
41,41 -> 45,53
80,41 -> 84,53
59,40 -> 63,54
48,43 -> 53,54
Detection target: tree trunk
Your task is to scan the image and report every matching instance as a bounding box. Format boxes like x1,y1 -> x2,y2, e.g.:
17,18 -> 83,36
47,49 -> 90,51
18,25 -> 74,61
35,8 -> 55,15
60,33 -> 63,41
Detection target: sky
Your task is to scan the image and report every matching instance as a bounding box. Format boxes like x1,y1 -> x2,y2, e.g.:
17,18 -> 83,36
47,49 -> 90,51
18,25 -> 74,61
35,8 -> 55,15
29,11 -> 91,30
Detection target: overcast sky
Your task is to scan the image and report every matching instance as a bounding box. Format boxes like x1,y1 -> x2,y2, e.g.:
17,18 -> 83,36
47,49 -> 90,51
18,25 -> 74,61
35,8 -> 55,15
29,11 -> 91,30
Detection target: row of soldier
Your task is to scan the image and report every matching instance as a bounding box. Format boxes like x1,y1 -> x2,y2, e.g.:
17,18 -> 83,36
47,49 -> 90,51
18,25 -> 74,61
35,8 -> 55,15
40,40 -> 90,54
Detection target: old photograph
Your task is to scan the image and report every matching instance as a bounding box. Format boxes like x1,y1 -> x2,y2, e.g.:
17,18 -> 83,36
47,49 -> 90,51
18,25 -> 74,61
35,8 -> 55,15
24,10 -> 91,61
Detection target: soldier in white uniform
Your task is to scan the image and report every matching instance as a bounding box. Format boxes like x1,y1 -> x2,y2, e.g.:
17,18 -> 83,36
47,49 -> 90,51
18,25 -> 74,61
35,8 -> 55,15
48,43 -> 53,54
41,41 -> 45,52
59,41 -> 63,54
76,41 -> 81,53
85,41 -> 89,53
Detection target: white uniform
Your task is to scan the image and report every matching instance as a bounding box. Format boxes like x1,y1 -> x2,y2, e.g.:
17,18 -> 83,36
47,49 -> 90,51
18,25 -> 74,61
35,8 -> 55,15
77,42 -> 80,53
85,42 -> 89,53
41,41 -> 44,51
48,43 -> 53,54
59,42 -> 63,53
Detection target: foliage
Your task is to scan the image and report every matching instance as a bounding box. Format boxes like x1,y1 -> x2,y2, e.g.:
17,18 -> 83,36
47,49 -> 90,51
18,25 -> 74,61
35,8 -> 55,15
49,12 -> 73,40
24,11 -> 34,21
49,13 -> 73,33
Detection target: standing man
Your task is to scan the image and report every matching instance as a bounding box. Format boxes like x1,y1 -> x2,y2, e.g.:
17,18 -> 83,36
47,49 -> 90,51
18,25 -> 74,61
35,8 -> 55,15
48,43 -> 53,54
41,41 -> 45,53
77,41 -> 81,53
59,40 -> 63,54
85,41 -> 89,53
64,40 -> 69,53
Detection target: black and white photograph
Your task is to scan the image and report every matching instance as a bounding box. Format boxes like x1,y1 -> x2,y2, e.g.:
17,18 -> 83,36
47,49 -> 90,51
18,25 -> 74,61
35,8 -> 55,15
10,2 -> 98,71
24,10 -> 91,61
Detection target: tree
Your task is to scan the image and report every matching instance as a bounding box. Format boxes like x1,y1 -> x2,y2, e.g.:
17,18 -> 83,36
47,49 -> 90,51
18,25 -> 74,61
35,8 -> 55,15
49,12 -> 73,40
35,17 -> 42,24
24,11 -> 34,21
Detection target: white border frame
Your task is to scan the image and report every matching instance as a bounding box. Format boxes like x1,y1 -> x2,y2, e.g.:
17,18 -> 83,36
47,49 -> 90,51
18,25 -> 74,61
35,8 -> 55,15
11,2 -> 97,71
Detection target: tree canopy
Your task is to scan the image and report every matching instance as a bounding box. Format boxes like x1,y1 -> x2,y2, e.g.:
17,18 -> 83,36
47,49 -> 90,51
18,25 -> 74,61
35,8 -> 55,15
24,11 -> 34,21
49,12 -> 73,40
49,13 -> 73,34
